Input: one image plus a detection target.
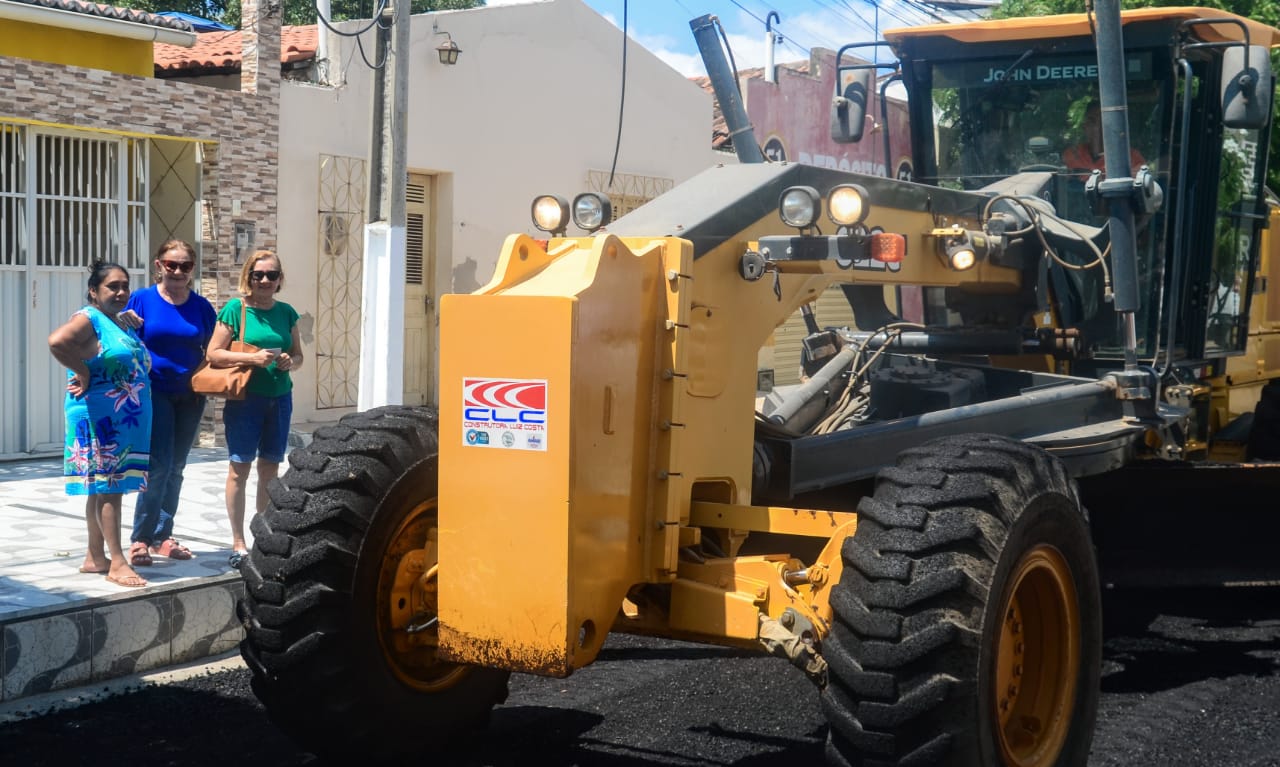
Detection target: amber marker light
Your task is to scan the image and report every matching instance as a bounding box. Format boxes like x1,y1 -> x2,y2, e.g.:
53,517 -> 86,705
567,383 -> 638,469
870,232 -> 906,263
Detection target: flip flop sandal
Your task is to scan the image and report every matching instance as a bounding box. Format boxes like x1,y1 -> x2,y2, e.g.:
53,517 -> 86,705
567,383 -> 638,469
151,538 -> 194,560
129,541 -> 153,567
105,572 -> 148,588
228,550 -> 248,569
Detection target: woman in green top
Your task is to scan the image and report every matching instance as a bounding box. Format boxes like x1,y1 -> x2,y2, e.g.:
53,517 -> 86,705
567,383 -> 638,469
205,250 -> 304,567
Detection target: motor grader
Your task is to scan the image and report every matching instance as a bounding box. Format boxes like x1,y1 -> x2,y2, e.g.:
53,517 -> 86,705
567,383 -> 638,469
236,4 -> 1280,765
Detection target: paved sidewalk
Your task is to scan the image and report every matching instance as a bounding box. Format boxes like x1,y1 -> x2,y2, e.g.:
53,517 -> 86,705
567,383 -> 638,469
0,448 -> 254,615
0,447 -> 262,706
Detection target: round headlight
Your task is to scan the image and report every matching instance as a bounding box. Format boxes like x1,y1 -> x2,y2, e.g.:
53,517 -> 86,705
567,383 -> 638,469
779,186 -> 821,229
572,193 -> 612,232
948,243 -> 977,271
828,184 -> 869,226
532,195 -> 569,233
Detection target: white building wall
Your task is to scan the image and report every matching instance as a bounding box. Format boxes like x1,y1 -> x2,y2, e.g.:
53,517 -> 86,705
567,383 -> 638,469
278,0 -> 721,424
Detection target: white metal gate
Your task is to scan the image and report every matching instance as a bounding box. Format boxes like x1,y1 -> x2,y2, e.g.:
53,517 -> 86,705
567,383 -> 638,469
0,121 -> 147,457
314,154 -> 365,410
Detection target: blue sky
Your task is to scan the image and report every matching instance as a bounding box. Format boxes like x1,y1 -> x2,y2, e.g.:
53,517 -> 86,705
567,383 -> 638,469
485,0 -> 988,77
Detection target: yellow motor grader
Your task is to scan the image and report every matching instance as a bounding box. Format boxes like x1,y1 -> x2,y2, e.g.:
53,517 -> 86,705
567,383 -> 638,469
236,4 -> 1280,765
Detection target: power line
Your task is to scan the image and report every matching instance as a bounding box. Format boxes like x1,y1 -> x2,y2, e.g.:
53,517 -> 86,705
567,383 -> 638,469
724,0 -> 771,28
838,0 -> 917,31
722,0 -> 849,57
808,0 -> 879,39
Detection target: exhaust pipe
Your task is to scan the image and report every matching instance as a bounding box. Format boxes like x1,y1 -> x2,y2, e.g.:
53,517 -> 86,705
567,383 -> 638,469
690,14 -> 765,164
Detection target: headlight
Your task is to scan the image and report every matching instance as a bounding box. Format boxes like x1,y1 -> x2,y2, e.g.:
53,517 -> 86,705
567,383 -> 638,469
572,193 -> 612,232
532,195 -> 569,234
946,240 -> 977,271
779,186 -> 821,229
828,184 -> 869,227
935,227 -> 989,271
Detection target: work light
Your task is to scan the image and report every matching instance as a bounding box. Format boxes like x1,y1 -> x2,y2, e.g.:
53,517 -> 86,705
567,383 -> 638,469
572,193 -> 612,232
779,186 -> 821,229
532,195 -> 570,235
828,184 -> 869,227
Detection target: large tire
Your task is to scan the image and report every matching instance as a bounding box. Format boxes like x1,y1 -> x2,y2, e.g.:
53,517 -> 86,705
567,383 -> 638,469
237,406 -> 510,761
822,434 -> 1101,767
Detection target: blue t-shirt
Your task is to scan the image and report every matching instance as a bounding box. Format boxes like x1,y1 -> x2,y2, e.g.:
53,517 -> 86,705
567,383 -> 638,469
125,285 -> 217,394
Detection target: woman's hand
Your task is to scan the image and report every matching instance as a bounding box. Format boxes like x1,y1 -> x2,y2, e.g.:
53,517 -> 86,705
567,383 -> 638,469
275,352 -> 294,372
66,370 -> 89,398
250,348 -> 278,368
118,309 -> 144,330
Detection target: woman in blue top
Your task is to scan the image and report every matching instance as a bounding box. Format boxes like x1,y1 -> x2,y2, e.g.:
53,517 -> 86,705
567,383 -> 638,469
124,240 -> 216,567
206,250 -> 303,566
49,261 -> 153,588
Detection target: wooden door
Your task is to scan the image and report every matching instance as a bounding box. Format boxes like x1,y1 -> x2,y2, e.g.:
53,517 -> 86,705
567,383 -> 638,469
403,173 -> 435,406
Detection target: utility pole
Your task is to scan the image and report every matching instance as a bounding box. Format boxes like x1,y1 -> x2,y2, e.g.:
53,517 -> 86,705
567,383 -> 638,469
358,0 -> 410,410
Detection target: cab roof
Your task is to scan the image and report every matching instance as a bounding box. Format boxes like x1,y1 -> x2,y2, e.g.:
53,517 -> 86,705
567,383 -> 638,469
884,7 -> 1280,48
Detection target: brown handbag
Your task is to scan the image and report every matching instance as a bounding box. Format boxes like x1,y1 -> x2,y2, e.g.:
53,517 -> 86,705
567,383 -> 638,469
191,299 -> 259,400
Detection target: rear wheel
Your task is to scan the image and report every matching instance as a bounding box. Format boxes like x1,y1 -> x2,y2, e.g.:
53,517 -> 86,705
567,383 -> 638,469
237,406 -> 509,761
822,434 -> 1101,766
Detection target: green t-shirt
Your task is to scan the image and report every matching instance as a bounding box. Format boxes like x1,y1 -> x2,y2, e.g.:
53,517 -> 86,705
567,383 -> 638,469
218,297 -> 300,397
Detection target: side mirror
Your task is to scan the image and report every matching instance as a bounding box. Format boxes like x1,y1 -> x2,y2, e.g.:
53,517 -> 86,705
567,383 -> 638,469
831,67 -> 872,144
1222,44 -> 1273,130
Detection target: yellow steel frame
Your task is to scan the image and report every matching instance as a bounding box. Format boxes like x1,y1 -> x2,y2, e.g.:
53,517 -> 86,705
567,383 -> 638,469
435,187 -> 1023,676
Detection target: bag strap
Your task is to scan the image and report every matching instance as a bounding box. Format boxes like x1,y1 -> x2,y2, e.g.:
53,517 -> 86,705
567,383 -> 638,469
239,298 -> 248,343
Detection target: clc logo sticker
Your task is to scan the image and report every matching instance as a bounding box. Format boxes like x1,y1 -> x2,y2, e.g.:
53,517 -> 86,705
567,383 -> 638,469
463,378 -> 547,424
464,378 -> 546,410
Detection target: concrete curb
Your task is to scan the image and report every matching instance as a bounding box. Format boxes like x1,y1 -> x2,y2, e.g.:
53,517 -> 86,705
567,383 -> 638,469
1,572 -> 244,704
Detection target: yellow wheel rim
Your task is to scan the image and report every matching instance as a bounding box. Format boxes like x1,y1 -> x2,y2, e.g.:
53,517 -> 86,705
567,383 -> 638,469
375,497 -> 468,692
994,544 -> 1080,767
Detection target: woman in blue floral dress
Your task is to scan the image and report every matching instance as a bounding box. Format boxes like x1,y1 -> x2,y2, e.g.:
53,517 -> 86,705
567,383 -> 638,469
48,261 -> 153,588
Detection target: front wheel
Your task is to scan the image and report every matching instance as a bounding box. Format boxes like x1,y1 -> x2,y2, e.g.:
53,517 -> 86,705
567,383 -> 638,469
822,434 -> 1102,766
237,406 -> 509,761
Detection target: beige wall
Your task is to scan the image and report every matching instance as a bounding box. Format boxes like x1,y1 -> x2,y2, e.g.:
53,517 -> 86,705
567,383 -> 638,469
279,0 -> 722,423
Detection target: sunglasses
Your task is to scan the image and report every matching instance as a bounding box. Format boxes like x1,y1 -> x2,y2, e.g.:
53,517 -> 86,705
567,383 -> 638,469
251,270 -> 282,282
160,260 -> 195,274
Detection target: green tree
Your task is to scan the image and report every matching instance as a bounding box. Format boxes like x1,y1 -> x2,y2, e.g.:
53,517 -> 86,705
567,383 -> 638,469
111,0 -> 230,21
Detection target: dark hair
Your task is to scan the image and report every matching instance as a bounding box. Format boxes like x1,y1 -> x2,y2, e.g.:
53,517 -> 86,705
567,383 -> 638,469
87,260 -> 128,302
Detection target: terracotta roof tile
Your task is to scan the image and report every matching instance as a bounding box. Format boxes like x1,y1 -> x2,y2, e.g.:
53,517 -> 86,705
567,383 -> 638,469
6,0 -> 194,30
155,24 -> 318,75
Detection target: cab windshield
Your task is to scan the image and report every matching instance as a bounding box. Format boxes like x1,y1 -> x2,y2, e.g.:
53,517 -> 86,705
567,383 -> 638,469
926,50 -> 1168,209
922,49 -> 1176,358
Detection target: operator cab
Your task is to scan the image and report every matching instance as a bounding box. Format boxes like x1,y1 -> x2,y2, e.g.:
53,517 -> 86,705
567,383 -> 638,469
854,9 -> 1277,367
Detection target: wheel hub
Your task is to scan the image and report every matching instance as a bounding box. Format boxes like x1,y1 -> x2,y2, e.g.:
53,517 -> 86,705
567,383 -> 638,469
994,544 -> 1081,766
377,499 -> 468,692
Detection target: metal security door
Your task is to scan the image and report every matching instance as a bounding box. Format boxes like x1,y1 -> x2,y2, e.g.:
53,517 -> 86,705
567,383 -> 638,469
1,123 -> 146,457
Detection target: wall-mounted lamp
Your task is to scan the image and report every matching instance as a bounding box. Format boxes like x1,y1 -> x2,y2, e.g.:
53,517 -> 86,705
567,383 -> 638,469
435,30 -> 461,65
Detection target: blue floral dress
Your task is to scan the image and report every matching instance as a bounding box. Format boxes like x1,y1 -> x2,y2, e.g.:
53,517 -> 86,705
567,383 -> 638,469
63,307 -> 152,495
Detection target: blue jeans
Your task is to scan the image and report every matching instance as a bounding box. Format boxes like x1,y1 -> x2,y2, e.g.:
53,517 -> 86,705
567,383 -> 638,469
131,390 -> 206,545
